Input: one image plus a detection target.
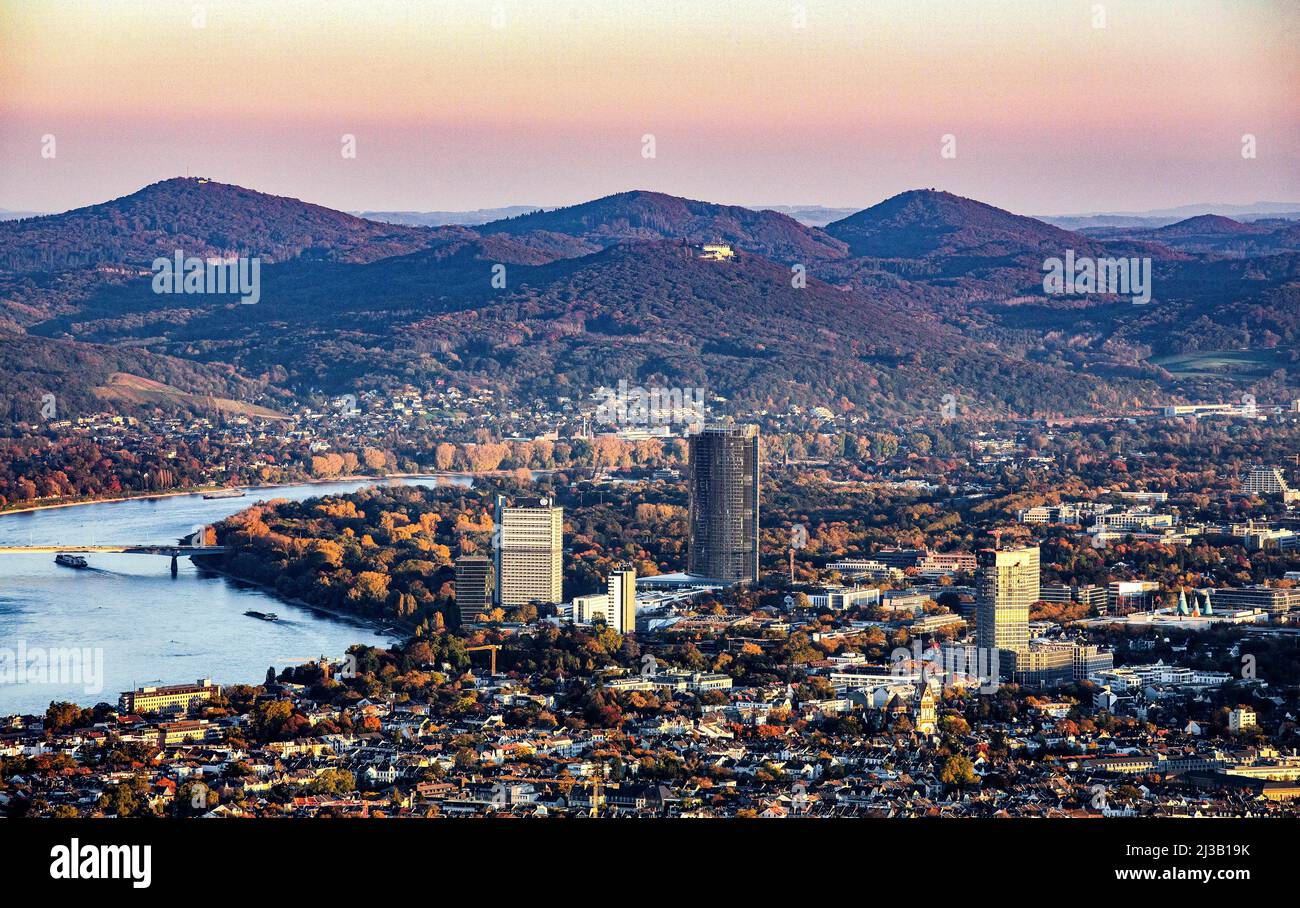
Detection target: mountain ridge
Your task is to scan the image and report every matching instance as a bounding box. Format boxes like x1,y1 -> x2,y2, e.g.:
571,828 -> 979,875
0,177 -> 441,274
2,178 -> 1296,420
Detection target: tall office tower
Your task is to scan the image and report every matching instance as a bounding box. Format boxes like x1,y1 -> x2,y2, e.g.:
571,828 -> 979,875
494,495 -> 564,607
975,544 -> 1039,656
454,555 -> 494,625
607,567 -> 637,634
687,423 -> 760,584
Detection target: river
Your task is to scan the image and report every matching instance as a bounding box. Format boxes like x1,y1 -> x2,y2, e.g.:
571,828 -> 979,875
0,477 -> 473,716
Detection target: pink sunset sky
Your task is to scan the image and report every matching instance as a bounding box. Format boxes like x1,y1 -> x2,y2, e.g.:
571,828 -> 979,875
1,0 -> 1297,215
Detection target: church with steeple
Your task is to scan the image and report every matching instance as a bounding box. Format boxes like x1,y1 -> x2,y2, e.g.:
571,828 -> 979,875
915,679 -> 937,736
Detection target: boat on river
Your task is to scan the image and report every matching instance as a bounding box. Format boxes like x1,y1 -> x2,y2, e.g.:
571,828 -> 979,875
203,488 -> 247,500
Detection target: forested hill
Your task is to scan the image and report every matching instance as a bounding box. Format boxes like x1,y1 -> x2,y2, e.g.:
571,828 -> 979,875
0,178 -> 440,274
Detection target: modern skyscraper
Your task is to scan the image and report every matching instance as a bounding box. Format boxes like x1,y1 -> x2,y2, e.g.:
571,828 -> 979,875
454,555 -> 494,625
494,495 -> 564,607
687,423 -> 760,584
975,544 -> 1039,656
607,566 -> 636,634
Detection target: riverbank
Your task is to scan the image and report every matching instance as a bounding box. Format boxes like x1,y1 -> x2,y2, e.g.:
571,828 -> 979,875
193,557 -> 408,641
0,470 -> 551,518
0,483 -> 401,714
0,475 -> 386,518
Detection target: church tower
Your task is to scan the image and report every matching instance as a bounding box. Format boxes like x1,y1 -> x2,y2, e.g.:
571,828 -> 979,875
914,679 -> 937,735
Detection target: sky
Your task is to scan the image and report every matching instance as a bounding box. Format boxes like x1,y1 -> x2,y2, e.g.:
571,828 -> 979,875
1,0 -> 1297,216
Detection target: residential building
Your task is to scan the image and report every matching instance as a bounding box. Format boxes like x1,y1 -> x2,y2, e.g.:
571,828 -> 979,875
572,593 -> 611,626
1008,646 -> 1075,688
1040,583 -> 1106,611
808,586 -> 880,611
918,550 -> 977,576
608,567 -> 637,634
1229,707 -> 1257,733
1009,641 -> 1113,688
1090,662 -> 1232,691
157,719 -> 212,746
1242,465 -> 1297,501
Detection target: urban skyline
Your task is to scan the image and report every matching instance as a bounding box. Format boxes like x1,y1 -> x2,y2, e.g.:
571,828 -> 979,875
1,0 -> 1295,889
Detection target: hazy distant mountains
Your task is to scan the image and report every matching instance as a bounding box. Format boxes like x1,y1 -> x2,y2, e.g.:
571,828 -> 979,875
1,177 -> 1296,421
355,206 -> 539,227
1043,201 -> 1300,231
360,200 -> 1300,232
362,203 -> 864,229
0,208 -> 44,222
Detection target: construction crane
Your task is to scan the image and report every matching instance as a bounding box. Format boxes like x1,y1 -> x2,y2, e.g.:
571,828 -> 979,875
465,644 -> 501,676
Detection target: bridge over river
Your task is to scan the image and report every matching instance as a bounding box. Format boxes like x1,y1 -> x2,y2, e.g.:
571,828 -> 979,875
0,544 -> 229,574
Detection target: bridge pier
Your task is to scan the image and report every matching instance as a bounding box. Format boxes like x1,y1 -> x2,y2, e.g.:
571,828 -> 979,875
171,554 -> 178,577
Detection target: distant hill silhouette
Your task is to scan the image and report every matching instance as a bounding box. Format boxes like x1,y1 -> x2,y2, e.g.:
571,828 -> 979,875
0,178 -> 439,274
479,190 -> 849,263
825,189 -> 1089,260
1086,214 -> 1300,257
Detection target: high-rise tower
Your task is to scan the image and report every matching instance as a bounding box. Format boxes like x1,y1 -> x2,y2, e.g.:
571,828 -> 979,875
607,566 -> 637,634
494,495 -> 564,607
687,424 -> 760,584
975,544 -> 1039,656
454,555 -> 494,625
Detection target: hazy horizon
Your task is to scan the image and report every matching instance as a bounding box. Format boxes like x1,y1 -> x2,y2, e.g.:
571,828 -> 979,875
2,0 -> 1298,215
4,177 -> 1300,223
